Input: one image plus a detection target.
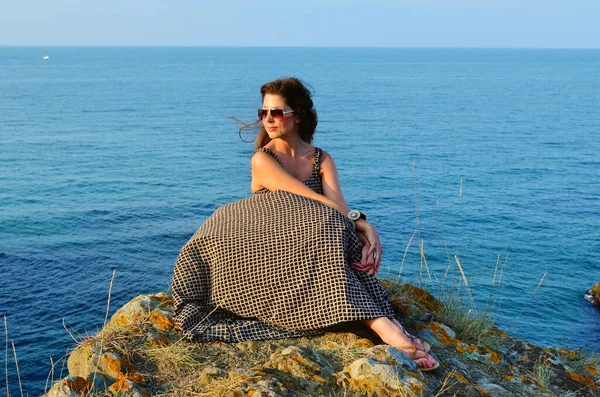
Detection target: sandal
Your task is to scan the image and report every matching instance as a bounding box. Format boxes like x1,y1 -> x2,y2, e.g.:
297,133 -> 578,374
397,345 -> 440,372
401,328 -> 431,353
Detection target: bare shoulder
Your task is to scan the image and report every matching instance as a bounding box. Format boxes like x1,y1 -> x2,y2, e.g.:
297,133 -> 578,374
320,149 -> 338,171
251,150 -> 274,168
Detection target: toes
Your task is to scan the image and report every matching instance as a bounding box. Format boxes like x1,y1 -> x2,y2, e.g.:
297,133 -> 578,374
414,354 -> 437,369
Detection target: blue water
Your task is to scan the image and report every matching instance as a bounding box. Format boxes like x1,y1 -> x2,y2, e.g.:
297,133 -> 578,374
1,47 -> 599,395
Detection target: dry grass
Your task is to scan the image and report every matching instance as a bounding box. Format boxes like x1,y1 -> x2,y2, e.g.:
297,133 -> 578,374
434,295 -> 501,347
527,358 -> 556,389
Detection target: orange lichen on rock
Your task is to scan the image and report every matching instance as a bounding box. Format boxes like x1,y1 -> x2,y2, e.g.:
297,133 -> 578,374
454,372 -> 471,384
474,385 -> 490,395
291,353 -> 320,373
411,381 -> 425,395
456,343 -> 468,353
520,356 -> 529,362
103,354 -> 123,373
566,370 -> 585,382
484,348 -> 501,364
503,375 -> 515,381
109,379 -> 135,393
311,374 -> 329,384
117,313 -> 140,325
584,366 -> 599,376
63,376 -> 90,393
455,342 -> 477,354
559,348 -> 579,359
117,372 -> 144,385
117,314 -> 129,326
399,284 -> 443,312
567,370 -> 597,391
429,322 -> 453,346
346,378 -> 375,392
149,312 -> 174,331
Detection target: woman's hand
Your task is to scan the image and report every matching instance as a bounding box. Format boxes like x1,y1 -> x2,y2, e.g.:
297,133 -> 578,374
351,222 -> 382,276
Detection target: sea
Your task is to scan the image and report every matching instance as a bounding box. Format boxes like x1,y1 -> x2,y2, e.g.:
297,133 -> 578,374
1,47 -> 599,395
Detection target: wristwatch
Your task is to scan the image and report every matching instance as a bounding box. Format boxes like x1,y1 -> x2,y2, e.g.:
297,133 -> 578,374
347,210 -> 367,222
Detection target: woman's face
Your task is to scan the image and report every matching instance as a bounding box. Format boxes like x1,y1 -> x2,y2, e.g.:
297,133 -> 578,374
261,94 -> 297,140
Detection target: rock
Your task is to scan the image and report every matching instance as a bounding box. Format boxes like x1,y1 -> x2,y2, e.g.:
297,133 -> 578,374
264,346 -> 333,383
108,378 -> 144,396
201,366 -> 226,378
109,293 -> 175,331
364,345 -> 418,371
450,358 -> 468,372
231,368 -> 259,378
439,323 -> 457,339
41,281 -> 600,397
417,329 -> 446,349
342,358 -> 424,396
198,366 -> 226,385
585,283 -> 600,307
67,342 -> 129,382
87,372 -> 110,392
44,383 -> 80,397
44,376 -> 88,397
476,381 -> 514,397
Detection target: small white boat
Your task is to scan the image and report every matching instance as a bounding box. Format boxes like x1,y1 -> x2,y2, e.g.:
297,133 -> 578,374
43,55 -> 49,60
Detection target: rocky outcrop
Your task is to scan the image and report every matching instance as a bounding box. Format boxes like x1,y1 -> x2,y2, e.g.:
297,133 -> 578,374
43,284 -> 599,397
585,283 -> 600,307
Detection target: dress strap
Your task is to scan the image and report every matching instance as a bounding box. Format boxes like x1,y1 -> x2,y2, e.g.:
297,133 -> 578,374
313,147 -> 323,174
254,147 -> 284,167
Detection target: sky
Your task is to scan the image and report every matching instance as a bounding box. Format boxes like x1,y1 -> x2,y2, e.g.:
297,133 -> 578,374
1,0 -> 599,48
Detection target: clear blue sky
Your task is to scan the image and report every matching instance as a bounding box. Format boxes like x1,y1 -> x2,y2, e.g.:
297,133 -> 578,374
1,0 -> 599,48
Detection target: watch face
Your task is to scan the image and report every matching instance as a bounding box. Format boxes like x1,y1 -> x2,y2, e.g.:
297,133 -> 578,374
348,210 -> 360,221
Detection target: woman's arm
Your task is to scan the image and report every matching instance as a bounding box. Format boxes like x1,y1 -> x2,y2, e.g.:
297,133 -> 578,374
320,151 -> 351,215
251,152 -> 345,213
320,150 -> 382,272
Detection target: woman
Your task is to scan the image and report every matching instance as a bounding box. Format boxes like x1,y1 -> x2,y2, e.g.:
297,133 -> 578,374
171,78 -> 437,370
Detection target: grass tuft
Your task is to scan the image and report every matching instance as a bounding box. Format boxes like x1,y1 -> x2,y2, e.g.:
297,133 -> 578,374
434,295 -> 500,347
528,359 -> 556,388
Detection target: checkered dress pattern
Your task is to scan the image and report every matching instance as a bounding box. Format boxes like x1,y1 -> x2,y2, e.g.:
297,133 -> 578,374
171,147 -> 395,342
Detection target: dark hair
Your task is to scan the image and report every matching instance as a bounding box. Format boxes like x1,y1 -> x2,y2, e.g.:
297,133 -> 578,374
238,78 -> 318,149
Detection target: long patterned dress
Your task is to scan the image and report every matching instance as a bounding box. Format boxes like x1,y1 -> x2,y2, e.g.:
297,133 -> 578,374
171,147 -> 395,341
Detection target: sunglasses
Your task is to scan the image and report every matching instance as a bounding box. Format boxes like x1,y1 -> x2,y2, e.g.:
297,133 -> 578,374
257,108 -> 295,120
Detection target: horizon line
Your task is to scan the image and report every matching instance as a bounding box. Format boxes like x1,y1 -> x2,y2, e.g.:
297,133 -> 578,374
1,44 -> 600,50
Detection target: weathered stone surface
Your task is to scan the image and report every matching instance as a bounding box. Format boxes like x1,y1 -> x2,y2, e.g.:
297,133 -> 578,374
417,329 -> 446,349
265,346 -> 333,383
342,358 -> 424,396
450,358 -> 468,372
364,345 -> 418,371
87,372 -> 110,392
67,342 -> 127,382
476,381 -> 514,397
109,293 -> 175,330
42,286 -> 600,397
439,323 -> 457,339
44,383 -> 80,397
